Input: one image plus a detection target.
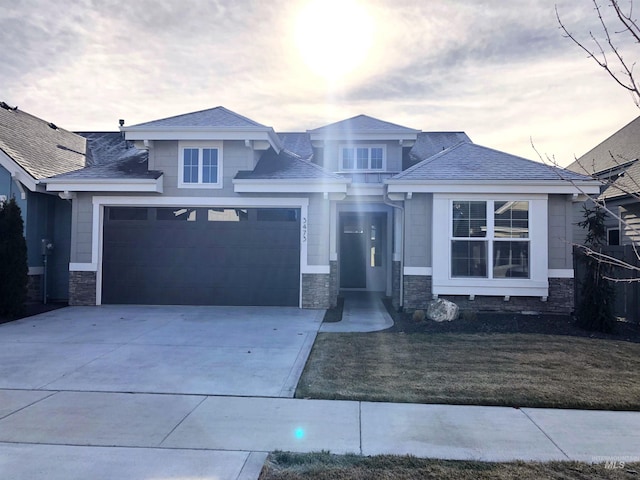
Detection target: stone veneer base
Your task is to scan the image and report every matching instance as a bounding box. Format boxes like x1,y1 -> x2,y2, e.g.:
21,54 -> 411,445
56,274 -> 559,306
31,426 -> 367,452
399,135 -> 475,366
69,271 -> 97,306
402,276 -> 574,315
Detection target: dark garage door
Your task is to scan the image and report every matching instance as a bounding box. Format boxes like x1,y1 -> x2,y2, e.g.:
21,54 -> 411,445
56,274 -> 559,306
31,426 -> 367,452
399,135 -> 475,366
102,206 -> 300,306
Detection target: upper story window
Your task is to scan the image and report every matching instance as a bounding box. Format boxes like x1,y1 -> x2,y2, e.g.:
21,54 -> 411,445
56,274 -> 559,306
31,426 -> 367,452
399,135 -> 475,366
340,145 -> 385,171
178,141 -> 223,188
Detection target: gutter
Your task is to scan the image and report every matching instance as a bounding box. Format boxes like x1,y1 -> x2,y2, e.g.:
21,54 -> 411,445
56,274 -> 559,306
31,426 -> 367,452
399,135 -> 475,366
384,192 -> 405,310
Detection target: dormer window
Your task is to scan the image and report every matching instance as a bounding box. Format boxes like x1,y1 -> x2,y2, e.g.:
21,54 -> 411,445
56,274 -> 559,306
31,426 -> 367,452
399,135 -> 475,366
178,141 -> 223,188
340,145 -> 385,171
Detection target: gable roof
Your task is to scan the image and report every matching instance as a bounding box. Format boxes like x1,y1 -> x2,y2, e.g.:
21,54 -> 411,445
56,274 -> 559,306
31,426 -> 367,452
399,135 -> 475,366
308,114 -> 420,143
308,114 -> 420,134
568,116 -> 640,176
121,106 -> 283,151
126,106 -> 267,129
0,102 -> 86,189
391,142 -> 594,182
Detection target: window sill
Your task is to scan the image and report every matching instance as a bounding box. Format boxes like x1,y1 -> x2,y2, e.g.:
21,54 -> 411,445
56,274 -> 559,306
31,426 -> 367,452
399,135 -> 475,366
178,183 -> 223,189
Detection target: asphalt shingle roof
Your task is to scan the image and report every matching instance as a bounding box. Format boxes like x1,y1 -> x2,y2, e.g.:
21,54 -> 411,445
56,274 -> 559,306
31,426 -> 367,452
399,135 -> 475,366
0,102 -> 86,179
393,142 -> 593,182
568,116 -> 640,176
50,132 -> 157,180
308,114 -> 420,134
127,106 -> 268,129
235,148 -> 345,181
409,132 -> 472,162
277,132 -> 313,160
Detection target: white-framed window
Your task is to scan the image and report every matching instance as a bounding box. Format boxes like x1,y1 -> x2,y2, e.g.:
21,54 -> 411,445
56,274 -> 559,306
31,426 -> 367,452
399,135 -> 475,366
432,194 -> 548,297
340,145 -> 385,171
178,141 -> 223,188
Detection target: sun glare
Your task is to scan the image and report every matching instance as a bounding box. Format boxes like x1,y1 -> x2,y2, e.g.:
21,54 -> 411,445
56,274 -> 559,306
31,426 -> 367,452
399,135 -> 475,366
294,0 -> 374,82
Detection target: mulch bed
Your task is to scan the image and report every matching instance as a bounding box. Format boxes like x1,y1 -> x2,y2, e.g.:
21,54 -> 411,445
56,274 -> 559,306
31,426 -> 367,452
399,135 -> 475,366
381,298 -> 640,343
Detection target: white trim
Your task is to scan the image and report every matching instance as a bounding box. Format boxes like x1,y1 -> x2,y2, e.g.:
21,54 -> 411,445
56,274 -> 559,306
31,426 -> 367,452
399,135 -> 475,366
432,193 -> 549,298
233,179 -> 349,194
548,269 -> 574,279
123,127 -> 283,152
387,181 -> 601,195
178,141 -> 223,189
346,184 -> 385,197
45,177 -> 163,193
91,196 -> 310,307
303,265 -> 331,274
28,267 -> 44,275
403,267 -> 432,276
339,144 -> 386,171
310,132 -> 418,143
69,262 -> 98,272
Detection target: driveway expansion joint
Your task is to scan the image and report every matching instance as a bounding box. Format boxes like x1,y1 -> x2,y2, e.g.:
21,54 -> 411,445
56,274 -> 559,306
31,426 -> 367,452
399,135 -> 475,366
519,408 -> 571,460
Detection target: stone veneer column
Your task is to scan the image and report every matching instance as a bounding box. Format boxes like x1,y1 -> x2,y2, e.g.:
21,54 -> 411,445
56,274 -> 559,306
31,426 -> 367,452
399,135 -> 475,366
69,271 -> 97,306
302,273 -> 332,309
402,275 -> 432,311
391,261 -> 401,310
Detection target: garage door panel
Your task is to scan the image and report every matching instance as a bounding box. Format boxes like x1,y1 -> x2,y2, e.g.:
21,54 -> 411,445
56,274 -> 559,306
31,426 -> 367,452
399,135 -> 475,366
102,207 -> 300,306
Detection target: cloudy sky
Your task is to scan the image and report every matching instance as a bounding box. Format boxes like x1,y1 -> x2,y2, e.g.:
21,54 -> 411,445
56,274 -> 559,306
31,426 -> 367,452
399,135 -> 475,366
2,0 -> 639,166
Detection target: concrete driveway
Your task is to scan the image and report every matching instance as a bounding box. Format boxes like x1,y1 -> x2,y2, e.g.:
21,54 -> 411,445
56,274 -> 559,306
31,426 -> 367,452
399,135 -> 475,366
0,305 -> 323,397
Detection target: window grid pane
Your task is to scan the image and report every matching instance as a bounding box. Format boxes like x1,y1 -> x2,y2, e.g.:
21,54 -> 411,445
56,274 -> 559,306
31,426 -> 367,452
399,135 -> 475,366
342,148 -> 355,169
371,148 -> 383,169
453,201 -> 487,238
356,148 -> 368,169
202,148 -> 218,184
494,201 -> 529,238
451,240 -> 488,277
183,148 -> 199,183
493,240 -> 530,278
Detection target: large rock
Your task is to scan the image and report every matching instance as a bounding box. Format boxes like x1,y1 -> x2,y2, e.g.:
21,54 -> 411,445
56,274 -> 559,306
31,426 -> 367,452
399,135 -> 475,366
427,298 -> 459,322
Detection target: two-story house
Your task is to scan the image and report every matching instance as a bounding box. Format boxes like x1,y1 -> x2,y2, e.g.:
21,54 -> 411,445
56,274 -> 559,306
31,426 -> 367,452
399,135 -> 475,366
43,106 -> 600,313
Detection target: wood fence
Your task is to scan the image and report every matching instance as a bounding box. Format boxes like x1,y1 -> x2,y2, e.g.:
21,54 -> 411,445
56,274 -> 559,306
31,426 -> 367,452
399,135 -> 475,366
573,245 -> 640,323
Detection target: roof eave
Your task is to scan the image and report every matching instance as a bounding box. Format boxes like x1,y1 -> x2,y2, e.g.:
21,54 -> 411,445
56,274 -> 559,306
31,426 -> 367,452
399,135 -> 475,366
44,175 -> 164,193
386,179 -> 602,195
122,126 -> 283,152
233,178 -> 350,194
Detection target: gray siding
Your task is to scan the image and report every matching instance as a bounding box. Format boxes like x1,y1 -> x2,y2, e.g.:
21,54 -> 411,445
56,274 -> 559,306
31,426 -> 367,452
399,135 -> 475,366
153,140 -> 253,197
548,194 -> 573,270
621,204 -> 640,245
0,165 -> 28,233
404,193 -> 432,268
307,194 -> 330,265
71,193 -> 95,263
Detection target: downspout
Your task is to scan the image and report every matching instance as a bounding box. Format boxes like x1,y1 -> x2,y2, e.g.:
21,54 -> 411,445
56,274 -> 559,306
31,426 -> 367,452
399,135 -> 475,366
384,192 -> 405,310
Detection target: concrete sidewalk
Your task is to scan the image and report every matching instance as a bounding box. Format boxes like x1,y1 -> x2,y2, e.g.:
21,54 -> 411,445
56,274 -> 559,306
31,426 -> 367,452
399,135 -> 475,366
1,390 -> 640,479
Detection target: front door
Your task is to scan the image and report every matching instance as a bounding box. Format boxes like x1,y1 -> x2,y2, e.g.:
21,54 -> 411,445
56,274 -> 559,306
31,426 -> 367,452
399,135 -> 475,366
339,212 -> 387,291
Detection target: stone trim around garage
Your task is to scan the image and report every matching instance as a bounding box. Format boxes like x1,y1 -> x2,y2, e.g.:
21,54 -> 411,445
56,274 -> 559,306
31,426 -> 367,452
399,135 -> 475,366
302,270 -> 336,309
69,271 -> 97,306
402,275 -> 574,315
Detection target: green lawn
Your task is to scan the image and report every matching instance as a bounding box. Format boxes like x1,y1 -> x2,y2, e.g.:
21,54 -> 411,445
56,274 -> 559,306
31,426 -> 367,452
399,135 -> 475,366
296,332 -> 640,410
260,451 -> 640,480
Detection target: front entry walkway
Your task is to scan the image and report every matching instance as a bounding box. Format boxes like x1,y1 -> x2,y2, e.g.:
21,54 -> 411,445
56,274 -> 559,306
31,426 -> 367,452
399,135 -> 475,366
320,291 -> 394,333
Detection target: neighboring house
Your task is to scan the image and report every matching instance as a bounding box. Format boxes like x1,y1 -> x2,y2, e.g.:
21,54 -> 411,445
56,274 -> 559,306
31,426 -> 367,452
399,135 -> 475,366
0,102 -> 85,303
567,115 -> 640,246
40,106 -> 599,313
